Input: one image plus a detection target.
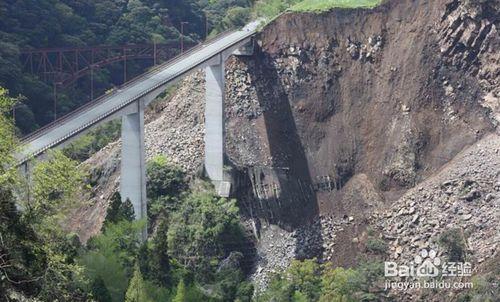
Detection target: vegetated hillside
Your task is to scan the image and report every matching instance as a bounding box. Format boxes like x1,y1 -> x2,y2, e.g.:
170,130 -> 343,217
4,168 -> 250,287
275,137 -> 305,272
71,0 -> 499,300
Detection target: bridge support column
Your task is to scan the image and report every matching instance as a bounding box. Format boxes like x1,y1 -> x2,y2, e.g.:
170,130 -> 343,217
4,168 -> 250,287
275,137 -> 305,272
205,61 -> 229,196
120,99 -> 147,240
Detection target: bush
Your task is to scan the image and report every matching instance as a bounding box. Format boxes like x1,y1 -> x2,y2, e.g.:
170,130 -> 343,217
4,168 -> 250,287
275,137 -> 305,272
258,260 -> 385,302
166,191 -> 245,280
439,228 -> 466,262
365,237 -> 387,254
63,120 -> 121,162
146,155 -> 187,220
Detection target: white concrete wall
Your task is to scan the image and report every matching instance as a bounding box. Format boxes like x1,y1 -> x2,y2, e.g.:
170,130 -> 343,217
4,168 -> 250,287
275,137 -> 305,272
205,63 -> 225,184
120,100 -> 147,238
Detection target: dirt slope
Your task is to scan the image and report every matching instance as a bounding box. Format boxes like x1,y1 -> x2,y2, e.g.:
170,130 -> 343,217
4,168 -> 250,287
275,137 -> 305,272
225,0 -> 498,226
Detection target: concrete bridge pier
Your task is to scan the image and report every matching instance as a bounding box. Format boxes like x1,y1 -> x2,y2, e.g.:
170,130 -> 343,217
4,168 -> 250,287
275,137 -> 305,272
205,57 -> 230,197
120,99 -> 147,239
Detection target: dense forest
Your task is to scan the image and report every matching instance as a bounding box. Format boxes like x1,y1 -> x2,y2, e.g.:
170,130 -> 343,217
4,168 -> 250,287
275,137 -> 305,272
0,0 -> 253,134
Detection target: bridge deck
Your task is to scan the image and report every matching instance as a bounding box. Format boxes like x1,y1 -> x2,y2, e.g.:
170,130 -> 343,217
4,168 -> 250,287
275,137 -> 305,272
18,25 -> 257,164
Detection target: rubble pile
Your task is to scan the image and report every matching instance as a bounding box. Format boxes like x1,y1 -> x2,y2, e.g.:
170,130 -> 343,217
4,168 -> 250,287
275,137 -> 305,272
251,215 -> 353,292
374,134 -> 500,267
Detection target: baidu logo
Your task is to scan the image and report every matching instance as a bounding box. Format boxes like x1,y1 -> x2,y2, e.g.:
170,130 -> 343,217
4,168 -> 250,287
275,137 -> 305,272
384,249 -> 471,278
414,249 -> 440,277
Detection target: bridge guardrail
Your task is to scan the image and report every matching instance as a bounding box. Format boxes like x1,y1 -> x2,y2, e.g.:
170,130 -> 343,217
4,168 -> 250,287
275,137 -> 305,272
21,29 -> 239,144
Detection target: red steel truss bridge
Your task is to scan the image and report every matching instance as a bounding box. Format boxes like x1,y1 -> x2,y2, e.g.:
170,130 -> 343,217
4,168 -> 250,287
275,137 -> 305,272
20,42 -> 196,99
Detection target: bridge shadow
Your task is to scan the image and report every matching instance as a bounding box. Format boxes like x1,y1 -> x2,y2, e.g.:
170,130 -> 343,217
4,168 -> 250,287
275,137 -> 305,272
232,48 -> 323,260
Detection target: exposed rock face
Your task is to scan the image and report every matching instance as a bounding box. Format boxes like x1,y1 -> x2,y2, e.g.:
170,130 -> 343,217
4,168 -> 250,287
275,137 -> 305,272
437,0 -> 500,127
223,0 -> 499,293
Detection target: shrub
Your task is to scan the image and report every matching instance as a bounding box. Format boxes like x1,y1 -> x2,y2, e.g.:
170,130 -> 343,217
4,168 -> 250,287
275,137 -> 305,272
63,120 -> 121,162
166,191 -> 245,280
365,237 -> 387,254
439,228 -> 466,262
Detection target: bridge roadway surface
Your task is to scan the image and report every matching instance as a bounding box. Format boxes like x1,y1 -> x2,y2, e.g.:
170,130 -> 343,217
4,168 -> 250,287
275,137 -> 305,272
17,23 -> 257,164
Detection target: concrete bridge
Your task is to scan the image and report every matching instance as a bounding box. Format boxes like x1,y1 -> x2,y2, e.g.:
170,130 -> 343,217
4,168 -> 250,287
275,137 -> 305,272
16,23 -> 258,233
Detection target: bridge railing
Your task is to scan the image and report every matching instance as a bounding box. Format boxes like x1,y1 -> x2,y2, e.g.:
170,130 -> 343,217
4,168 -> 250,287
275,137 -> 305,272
20,29 -> 239,144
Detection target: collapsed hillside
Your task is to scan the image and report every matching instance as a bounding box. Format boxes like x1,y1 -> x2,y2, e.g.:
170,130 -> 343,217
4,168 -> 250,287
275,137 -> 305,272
227,0 -> 498,227
70,0 -> 499,299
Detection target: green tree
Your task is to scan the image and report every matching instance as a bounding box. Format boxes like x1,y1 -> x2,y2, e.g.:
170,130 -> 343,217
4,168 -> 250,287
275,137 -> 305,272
24,149 -> 91,301
257,259 -> 321,302
320,261 -> 383,302
167,191 -> 244,278
105,192 -> 124,224
80,250 -> 129,302
81,219 -> 145,302
91,276 -> 113,302
122,198 -> 136,221
147,155 -> 187,200
221,6 -> 251,29
108,0 -> 171,44
0,88 -> 91,300
138,217 -> 172,287
29,150 -> 86,224
0,89 -> 44,295
146,155 -> 187,221
0,88 -> 18,187
125,263 -> 151,302
292,291 -> 309,302
103,192 -> 135,230
320,266 -> 361,302
213,254 -> 254,302
288,259 -> 322,301
257,272 -> 294,301
172,279 -> 187,302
